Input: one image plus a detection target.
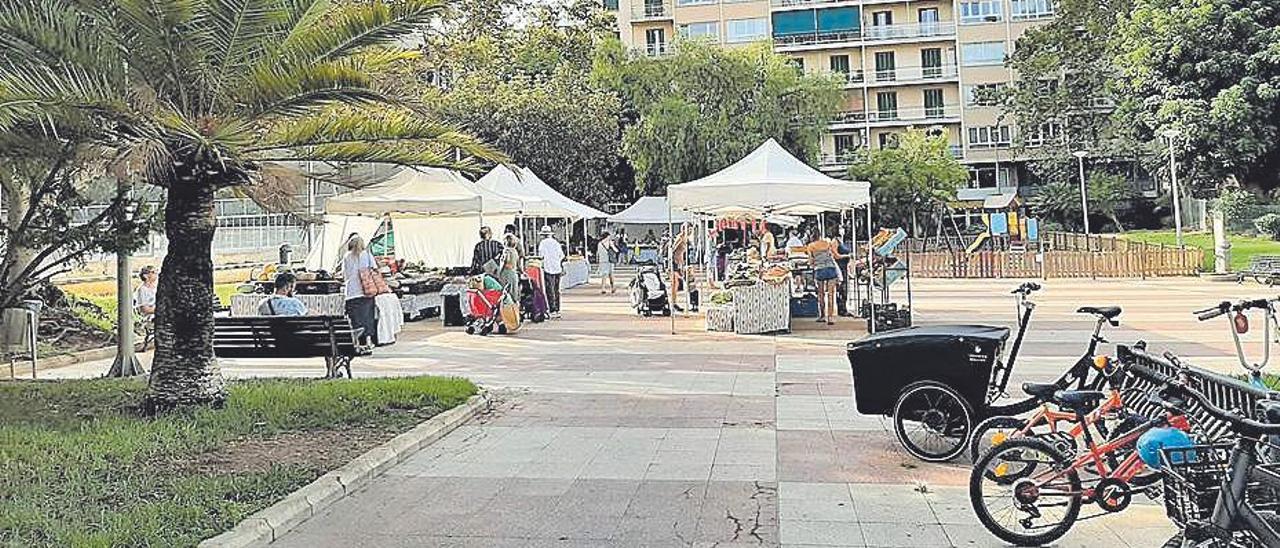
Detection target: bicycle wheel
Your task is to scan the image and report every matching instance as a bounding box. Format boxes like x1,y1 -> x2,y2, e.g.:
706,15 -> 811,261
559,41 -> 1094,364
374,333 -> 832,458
970,437 -> 1082,546
970,415 -> 1029,462
893,380 -> 975,462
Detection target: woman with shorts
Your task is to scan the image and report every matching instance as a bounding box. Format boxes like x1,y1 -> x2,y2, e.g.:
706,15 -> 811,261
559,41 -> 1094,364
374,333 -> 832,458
596,231 -> 617,294
806,232 -> 844,325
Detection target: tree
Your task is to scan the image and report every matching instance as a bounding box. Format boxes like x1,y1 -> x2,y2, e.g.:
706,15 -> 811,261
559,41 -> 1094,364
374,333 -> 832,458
412,0 -> 627,206
596,40 -> 844,193
1032,180 -> 1084,231
1087,172 -> 1135,231
0,0 -> 500,410
1115,0 -> 1280,194
846,129 -> 969,233
0,130 -> 155,310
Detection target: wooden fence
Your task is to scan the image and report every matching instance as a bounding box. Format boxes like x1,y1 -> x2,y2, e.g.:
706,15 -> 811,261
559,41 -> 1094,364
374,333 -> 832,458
908,234 -> 1203,279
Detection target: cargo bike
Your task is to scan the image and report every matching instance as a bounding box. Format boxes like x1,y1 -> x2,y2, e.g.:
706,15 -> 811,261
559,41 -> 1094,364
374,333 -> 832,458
847,282 -> 1123,462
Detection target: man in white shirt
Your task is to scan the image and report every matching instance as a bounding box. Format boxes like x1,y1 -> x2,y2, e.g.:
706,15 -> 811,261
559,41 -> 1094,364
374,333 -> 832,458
537,226 -> 565,318
785,229 -> 805,250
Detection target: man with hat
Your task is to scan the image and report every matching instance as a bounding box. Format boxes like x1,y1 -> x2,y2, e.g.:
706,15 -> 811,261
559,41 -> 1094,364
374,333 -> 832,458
537,225 -> 565,318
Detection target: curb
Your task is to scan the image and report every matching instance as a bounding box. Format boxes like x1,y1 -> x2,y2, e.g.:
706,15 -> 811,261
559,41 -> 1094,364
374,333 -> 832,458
3,346 -> 120,379
198,391 -> 490,547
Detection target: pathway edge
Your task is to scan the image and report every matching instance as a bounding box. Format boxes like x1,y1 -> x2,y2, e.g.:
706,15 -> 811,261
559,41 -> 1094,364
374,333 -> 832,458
198,390 -> 491,547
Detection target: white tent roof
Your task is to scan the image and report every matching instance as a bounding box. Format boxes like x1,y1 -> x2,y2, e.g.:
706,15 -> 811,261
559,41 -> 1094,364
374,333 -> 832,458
607,196 -> 695,225
667,139 -> 871,215
324,167 -> 525,217
474,166 -> 607,219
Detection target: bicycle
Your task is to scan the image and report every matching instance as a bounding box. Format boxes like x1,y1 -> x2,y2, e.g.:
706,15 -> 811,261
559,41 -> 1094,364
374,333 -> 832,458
968,381 -> 1193,546
1154,377 -> 1280,547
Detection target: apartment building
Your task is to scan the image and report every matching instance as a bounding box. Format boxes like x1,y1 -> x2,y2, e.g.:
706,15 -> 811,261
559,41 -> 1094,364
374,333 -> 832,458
611,0 -> 1057,196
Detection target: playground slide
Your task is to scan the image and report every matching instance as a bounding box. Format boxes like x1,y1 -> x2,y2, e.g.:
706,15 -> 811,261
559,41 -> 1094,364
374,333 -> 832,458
965,231 -> 990,254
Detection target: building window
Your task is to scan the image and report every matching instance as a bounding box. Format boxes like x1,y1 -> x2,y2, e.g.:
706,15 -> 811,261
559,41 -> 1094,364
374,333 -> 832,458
834,133 -> 862,155
645,28 -> 667,55
1024,123 -> 1061,147
677,0 -> 715,5
829,54 -> 850,74
961,41 -> 1006,66
1012,0 -> 1055,19
878,132 -> 900,149
874,51 -> 895,81
969,167 -> 1010,189
968,125 -> 1013,148
603,0 -> 619,9
872,11 -> 893,26
726,18 -> 767,43
964,83 -> 1005,106
924,88 -> 945,118
960,0 -> 1003,23
788,57 -> 805,73
876,92 -> 898,120
921,48 -> 944,78
679,21 -> 719,40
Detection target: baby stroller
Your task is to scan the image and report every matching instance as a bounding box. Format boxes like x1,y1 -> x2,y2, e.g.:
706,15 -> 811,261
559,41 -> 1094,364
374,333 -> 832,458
521,265 -> 549,323
465,276 -> 520,335
630,264 -> 671,317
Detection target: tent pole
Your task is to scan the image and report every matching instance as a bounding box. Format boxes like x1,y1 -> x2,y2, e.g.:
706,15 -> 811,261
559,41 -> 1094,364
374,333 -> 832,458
669,201 -> 676,335
866,202 -> 875,334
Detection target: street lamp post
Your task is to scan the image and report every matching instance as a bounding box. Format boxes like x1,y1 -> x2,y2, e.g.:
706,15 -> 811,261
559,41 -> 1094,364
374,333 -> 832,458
1161,128 -> 1184,248
1072,150 -> 1090,244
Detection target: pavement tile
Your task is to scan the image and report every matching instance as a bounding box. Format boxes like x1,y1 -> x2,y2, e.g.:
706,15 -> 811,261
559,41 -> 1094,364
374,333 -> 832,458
780,519 -> 867,546
859,521 -> 950,547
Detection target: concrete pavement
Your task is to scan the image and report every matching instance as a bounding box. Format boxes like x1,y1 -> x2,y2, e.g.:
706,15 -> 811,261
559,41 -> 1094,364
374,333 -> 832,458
52,276 -> 1273,546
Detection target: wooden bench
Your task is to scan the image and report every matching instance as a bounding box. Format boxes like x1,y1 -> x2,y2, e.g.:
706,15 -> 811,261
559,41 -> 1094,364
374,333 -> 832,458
213,316 -> 368,378
1237,255 -> 1280,285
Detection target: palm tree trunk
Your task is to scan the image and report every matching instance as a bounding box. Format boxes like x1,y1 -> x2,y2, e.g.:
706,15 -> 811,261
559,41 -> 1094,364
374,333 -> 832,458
145,181 -> 226,411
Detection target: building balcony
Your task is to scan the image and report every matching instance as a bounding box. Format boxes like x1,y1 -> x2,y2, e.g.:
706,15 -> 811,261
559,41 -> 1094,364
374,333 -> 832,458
775,22 -> 956,50
949,145 -> 965,159
868,64 -> 959,85
834,69 -> 866,87
632,43 -> 672,57
830,110 -> 868,127
866,105 -> 962,126
631,2 -> 673,20
771,0 -> 854,8
819,152 -> 858,168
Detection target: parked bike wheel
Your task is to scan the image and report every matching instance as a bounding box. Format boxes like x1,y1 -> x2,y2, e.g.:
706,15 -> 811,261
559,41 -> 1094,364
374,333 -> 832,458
970,437 -> 1082,546
893,380 -> 975,462
969,415 -> 1029,463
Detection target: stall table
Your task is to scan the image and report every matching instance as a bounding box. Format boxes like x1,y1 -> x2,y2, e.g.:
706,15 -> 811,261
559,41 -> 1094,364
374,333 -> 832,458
730,278 -> 791,334
230,293 -> 345,317
561,258 -> 590,289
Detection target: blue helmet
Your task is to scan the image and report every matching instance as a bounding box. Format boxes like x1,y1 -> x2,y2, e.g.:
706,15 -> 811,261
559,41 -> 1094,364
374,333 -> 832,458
1137,427 -> 1195,469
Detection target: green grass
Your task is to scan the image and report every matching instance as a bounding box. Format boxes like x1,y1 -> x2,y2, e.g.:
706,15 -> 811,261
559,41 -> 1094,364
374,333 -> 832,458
62,283 -> 240,334
0,376 -> 477,547
1121,229 -> 1280,272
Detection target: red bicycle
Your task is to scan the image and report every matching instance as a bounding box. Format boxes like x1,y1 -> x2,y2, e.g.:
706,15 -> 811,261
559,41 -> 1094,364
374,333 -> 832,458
968,385 -> 1191,546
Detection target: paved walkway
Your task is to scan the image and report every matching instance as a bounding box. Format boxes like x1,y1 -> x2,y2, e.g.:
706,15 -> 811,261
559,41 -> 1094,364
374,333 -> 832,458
54,276 -> 1272,546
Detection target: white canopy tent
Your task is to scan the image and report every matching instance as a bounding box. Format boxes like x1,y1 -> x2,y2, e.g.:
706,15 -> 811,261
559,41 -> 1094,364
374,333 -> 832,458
305,167 -> 519,269
608,197 -> 695,225
667,139 -> 870,215
475,165 -> 607,220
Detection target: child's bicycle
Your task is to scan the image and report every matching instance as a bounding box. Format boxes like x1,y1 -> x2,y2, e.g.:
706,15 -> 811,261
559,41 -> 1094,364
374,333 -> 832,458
968,380 -> 1192,546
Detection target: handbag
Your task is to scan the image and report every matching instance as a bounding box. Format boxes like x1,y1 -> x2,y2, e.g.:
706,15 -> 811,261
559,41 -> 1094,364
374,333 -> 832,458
358,267 -> 391,297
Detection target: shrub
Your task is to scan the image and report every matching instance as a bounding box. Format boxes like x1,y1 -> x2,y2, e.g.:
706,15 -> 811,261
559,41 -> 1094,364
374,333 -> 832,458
1254,213 -> 1280,240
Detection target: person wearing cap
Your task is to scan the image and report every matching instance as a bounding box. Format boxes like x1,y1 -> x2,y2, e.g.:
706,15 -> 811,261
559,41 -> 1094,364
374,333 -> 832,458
134,265 -> 159,316
258,272 -> 308,316
537,226 -> 565,318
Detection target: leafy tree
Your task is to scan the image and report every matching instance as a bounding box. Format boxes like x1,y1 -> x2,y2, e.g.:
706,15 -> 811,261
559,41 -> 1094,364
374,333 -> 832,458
0,130 -> 155,310
1087,172 -> 1135,231
412,0 -> 626,206
846,129 -> 969,233
1032,181 -> 1083,231
596,40 -> 843,193
1115,0 -> 1280,194
0,0 -> 500,410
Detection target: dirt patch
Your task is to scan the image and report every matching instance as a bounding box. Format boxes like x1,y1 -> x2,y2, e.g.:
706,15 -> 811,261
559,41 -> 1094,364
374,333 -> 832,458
181,428 -> 396,475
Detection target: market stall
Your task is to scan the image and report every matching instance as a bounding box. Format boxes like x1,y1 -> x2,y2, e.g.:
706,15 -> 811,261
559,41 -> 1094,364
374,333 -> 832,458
475,166 -> 606,289
666,139 -> 872,335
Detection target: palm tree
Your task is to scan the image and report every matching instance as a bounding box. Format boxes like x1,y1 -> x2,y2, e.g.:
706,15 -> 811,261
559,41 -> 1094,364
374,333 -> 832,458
0,0 -> 501,410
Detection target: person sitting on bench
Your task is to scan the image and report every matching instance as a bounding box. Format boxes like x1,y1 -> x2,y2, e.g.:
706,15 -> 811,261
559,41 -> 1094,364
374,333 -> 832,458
258,272 -> 308,316
134,265 -> 158,316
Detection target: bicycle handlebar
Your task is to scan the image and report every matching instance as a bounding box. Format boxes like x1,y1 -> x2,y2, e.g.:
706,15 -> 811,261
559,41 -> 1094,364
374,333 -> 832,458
1194,299 -> 1274,321
1011,282 -> 1042,295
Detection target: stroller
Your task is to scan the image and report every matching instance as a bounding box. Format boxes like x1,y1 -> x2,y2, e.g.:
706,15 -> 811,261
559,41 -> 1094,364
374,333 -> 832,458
630,264 -> 671,317
465,275 -> 521,335
521,265 -> 549,323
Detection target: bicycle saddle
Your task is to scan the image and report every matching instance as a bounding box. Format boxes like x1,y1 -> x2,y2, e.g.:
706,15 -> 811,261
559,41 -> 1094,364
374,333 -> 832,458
1054,389 -> 1106,412
1077,306 -> 1122,319
1022,382 -> 1060,400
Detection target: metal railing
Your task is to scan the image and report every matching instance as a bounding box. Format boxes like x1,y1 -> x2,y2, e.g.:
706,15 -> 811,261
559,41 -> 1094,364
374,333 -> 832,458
949,145 -> 965,159
635,43 -> 672,57
775,22 -> 955,47
867,105 -> 961,123
831,110 -> 868,125
632,2 -> 672,19
770,0 -> 852,6
870,64 -> 958,84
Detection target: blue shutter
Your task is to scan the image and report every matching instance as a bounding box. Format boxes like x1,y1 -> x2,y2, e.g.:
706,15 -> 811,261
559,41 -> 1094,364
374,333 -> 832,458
771,10 -> 816,37
816,7 -> 860,33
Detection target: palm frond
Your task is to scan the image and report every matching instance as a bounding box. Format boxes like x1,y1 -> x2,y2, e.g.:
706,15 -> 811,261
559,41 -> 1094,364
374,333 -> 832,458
0,62 -> 125,130
0,0 -> 121,73
277,0 -> 445,66
196,0 -> 289,93
113,0 -> 204,113
279,0 -> 330,40
237,58 -> 386,117
255,141 -> 484,173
